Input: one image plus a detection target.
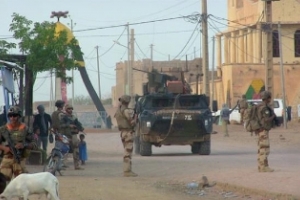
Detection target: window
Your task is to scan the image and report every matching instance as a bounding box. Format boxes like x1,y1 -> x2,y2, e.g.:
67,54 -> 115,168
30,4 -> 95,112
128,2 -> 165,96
294,30 -> 300,57
272,30 -> 280,57
236,0 -> 243,8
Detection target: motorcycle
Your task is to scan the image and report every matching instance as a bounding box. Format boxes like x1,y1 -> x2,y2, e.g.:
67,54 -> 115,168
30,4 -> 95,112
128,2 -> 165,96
43,132 -> 70,176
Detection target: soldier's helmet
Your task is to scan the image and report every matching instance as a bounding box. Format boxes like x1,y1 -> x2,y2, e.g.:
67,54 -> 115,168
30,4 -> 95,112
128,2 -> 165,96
7,106 -> 22,117
118,95 -> 131,104
55,100 -> 65,108
260,91 -> 272,100
65,104 -> 73,110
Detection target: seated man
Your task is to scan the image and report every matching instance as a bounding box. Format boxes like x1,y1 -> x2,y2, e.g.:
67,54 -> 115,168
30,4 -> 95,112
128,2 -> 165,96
32,127 -> 47,164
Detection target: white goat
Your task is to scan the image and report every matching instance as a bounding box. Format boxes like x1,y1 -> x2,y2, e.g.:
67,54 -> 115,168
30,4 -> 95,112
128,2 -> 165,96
0,172 -> 59,200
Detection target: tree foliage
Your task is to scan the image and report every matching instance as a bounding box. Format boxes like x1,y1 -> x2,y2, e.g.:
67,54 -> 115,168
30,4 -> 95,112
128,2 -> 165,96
1,13 -> 83,83
0,40 -> 16,56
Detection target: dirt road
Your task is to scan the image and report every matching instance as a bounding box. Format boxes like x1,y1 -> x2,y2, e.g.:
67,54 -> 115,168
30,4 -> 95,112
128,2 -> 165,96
27,124 -> 300,200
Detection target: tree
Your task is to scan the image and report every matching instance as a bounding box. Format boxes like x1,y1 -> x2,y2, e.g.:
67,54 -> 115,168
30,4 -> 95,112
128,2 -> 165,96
3,13 -> 83,82
0,13 -> 83,116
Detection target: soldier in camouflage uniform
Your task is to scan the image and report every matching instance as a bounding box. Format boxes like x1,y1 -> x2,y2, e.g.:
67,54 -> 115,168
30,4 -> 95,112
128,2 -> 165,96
256,91 -> 275,172
114,95 -> 137,177
60,104 -> 84,170
0,106 -> 37,181
238,94 -> 248,124
51,100 -> 65,133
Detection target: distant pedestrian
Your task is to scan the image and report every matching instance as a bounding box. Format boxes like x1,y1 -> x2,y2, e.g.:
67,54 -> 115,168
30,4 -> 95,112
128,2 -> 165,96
220,103 -> 230,137
33,105 -> 52,152
238,94 -> 248,124
79,134 -> 87,165
243,102 -> 255,136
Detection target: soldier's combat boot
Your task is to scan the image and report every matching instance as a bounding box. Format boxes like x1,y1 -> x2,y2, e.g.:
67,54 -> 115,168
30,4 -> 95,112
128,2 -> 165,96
123,171 -> 138,177
75,166 -> 84,170
259,166 -> 274,172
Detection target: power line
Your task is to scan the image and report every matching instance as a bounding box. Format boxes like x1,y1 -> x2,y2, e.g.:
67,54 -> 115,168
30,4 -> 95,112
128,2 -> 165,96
207,17 -> 261,62
85,68 -> 115,76
73,14 -> 200,33
33,73 -> 50,92
209,14 -> 258,30
99,27 -> 127,57
179,29 -> 200,59
135,40 -> 149,58
172,20 -> 200,60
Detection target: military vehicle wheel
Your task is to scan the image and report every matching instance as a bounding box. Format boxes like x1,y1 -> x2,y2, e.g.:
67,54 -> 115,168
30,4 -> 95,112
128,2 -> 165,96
140,137 -> 152,156
191,143 -> 200,154
199,140 -> 211,155
134,135 -> 141,155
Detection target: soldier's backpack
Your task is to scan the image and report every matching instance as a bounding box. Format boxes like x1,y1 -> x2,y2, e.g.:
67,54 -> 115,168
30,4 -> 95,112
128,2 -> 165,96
244,105 -> 262,132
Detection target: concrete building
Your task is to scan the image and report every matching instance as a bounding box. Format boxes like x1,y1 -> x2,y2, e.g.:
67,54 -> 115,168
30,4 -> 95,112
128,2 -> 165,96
190,0 -> 300,117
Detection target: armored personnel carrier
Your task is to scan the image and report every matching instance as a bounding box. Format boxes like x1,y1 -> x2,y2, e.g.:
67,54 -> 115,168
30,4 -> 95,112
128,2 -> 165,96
133,68 -> 217,156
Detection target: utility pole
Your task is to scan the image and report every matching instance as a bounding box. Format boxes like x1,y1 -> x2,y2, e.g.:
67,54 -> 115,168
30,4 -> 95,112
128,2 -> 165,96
196,65 -> 199,94
278,22 -> 287,129
201,0 -> 210,97
68,16 -> 76,106
211,36 -> 215,107
150,44 -> 154,70
130,29 -> 135,96
263,0 -> 274,95
95,45 -> 101,100
127,23 -> 130,95
50,70 -> 53,112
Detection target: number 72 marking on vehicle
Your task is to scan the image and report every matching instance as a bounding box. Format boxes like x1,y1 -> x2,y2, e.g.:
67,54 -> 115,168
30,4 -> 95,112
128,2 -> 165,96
184,115 -> 192,120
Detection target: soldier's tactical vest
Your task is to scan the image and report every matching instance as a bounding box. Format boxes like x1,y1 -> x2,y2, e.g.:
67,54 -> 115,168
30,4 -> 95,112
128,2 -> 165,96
114,107 -> 132,130
6,123 -> 26,144
258,105 -> 273,131
2,123 -> 27,157
52,110 -> 64,130
61,114 -> 78,136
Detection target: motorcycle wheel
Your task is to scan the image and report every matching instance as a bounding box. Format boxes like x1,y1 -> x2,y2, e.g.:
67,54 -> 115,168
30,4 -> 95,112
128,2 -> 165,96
43,156 -> 59,176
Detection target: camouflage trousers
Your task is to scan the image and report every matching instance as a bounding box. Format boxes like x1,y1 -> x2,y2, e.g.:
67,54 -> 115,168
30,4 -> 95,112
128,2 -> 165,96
120,131 -> 134,172
68,134 -> 80,168
0,156 -> 26,181
257,130 -> 270,170
240,109 -> 245,124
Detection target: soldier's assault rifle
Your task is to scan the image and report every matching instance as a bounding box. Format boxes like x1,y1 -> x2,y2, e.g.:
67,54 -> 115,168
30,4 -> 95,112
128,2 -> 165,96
267,106 -> 280,127
64,116 -> 84,132
6,133 -> 22,164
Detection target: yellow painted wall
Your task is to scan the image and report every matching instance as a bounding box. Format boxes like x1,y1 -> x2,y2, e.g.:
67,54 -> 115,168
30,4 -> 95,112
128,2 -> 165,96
227,0 -> 262,30
191,62 -> 300,118
273,0 -> 300,22
274,24 -> 300,63
227,0 -> 300,29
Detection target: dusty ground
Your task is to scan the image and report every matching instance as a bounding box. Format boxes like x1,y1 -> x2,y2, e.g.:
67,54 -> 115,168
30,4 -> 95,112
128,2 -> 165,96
25,123 -> 300,200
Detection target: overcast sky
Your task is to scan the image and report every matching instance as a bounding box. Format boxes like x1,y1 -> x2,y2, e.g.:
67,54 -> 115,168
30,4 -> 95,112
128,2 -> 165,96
0,0 -> 227,104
